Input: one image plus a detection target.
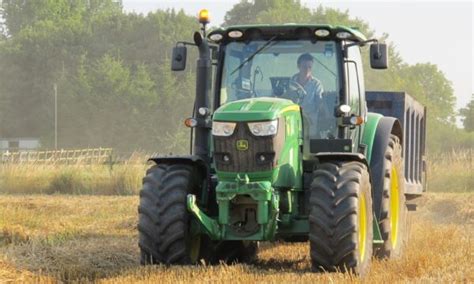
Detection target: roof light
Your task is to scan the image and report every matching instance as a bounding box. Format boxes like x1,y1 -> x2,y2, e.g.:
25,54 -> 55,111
336,31 -> 352,39
314,29 -> 330,37
209,33 -> 223,42
228,30 -> 243,39
198,9 -> 210,24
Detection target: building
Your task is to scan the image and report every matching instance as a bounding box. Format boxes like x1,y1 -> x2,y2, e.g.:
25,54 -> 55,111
0,138 -> 41,152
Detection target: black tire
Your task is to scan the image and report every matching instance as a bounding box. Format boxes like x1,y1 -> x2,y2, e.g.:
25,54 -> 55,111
309,161 -> 373,275
375,135 -> 407,258
138,164 -> 206,265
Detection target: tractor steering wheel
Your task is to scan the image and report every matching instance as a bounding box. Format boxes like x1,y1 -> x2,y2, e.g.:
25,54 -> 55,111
281,81 -> 307,104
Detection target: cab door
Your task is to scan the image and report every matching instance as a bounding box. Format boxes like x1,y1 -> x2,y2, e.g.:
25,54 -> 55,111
344,44 -> 366,152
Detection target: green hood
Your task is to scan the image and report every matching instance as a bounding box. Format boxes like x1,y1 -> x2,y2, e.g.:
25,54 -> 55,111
213,97 -> 299,122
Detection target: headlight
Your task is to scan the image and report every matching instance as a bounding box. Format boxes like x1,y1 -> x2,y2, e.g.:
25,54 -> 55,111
212,121 -> 236,136
248,120 -> 278,136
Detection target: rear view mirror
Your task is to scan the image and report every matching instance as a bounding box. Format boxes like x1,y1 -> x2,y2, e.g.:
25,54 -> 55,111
370,43 -> 388,69
171,45 -> 187,71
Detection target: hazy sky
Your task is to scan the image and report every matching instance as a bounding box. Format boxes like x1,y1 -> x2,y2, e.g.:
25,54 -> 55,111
122,0 -> 473,110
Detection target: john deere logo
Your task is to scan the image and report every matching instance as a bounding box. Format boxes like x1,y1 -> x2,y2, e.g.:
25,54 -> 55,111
236,139 -> 249,151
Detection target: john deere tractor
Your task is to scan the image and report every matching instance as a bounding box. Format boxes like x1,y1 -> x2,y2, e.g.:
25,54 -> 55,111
138,10 -> 426,275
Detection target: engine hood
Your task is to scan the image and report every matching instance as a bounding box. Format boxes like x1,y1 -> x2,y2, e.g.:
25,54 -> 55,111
213,97 -> 300,122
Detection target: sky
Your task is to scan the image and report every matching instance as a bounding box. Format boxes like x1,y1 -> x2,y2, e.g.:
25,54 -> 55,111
122,0 -> 473,111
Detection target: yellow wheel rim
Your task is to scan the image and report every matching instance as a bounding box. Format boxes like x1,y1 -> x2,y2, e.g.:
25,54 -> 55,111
358,191 -> 367,261
390,166 -> 400,248
189,235 -> 201,263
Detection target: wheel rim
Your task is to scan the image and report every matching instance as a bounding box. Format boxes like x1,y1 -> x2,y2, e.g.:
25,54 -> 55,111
358,191 -> 367,262
189,235 -> 201,263
390,166 -> 400,249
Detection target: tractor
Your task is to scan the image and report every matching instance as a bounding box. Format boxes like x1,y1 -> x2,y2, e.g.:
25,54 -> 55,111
138,10 -> 426,275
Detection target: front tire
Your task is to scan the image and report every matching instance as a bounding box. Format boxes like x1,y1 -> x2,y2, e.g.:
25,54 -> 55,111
138,164 -> 205,265
309,161 -> 373,275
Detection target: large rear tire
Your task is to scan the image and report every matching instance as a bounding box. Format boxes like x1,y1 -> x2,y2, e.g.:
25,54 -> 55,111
375,135 -> 407,258
309,161 -> 373,275
138,164 -> 206,265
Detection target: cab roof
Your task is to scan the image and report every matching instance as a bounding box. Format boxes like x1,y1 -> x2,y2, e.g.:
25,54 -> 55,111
208,24 -> 367,43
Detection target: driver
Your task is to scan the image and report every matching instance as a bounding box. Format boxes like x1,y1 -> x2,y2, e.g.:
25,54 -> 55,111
292,53 -> 324,100
291,53 -> 325,137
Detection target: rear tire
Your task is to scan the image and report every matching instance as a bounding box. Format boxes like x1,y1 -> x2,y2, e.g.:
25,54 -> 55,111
375,135 -> 407,258
138,164 -> 207,265
309,161 -> 373,275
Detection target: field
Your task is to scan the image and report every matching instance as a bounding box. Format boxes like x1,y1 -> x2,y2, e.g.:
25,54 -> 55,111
0,151 -> 472,282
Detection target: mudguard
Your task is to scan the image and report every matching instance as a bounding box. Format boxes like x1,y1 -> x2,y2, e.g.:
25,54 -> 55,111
315,152 -> 369,169
148,155 -> 210,178
367,117 -> 403,220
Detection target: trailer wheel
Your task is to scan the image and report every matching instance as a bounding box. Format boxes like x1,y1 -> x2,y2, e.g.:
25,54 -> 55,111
309,161 -> 373,275
138,164 -> 207,264
375,135 -> 407,258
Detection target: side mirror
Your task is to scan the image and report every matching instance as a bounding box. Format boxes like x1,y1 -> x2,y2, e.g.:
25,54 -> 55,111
370,43 -> 388,69
171,45 -> 187,71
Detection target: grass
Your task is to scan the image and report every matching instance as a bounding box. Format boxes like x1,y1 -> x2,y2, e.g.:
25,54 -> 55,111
0,150 -> 474,195
0,193 -> 472,282
0,150 -> 472,195
0,149 -> 472,281
0,163 -> 146,195
427,149 -> 473,192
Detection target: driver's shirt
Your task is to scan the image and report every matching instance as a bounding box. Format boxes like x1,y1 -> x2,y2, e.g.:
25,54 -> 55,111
291,74 -> 324,136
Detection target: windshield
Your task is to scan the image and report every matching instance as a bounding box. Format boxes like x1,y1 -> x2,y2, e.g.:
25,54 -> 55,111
220,40 -> 340,139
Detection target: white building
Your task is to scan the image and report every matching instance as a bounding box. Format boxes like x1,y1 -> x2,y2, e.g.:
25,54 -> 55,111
0,138 -> 41,151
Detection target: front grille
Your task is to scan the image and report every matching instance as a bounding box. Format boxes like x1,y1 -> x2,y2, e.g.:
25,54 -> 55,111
213,120 -> 285,172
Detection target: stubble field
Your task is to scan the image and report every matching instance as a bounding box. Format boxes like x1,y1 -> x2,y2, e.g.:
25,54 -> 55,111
0,151 -> 472,283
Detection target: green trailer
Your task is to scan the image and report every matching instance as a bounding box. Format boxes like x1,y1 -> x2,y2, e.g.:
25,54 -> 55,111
138,11 -> 425,275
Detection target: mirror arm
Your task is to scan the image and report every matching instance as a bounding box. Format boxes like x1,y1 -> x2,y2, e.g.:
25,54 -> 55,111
176,41 -> 197,47
345,38 -> 378,49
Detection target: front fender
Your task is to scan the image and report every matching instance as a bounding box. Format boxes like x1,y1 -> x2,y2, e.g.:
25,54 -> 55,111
148,155 -> 210,178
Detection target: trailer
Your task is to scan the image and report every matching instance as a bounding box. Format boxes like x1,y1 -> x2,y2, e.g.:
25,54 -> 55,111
367,91 -> 427,196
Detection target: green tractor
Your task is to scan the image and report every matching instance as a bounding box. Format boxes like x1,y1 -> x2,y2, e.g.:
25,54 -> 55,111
138,11 -> 426,275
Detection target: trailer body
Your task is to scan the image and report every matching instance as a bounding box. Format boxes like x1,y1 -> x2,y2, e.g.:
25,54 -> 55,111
367,91 -> 427,196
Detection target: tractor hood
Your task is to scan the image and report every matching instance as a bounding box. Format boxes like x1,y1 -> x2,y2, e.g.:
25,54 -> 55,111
213,97 -> 299,122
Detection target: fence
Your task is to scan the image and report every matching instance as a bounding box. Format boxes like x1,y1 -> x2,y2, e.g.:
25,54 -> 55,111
1,148 -> 113,164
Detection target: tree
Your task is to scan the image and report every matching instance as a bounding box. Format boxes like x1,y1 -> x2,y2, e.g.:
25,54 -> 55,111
460,95 -> 474,132
0,0 -> 466,153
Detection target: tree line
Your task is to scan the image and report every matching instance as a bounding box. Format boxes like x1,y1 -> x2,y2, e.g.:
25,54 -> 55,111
0,0 -> 472,154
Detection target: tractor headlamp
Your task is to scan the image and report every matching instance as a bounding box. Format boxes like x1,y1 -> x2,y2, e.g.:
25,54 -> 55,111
248,120 -> 278,136
212,121 -> 236,136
